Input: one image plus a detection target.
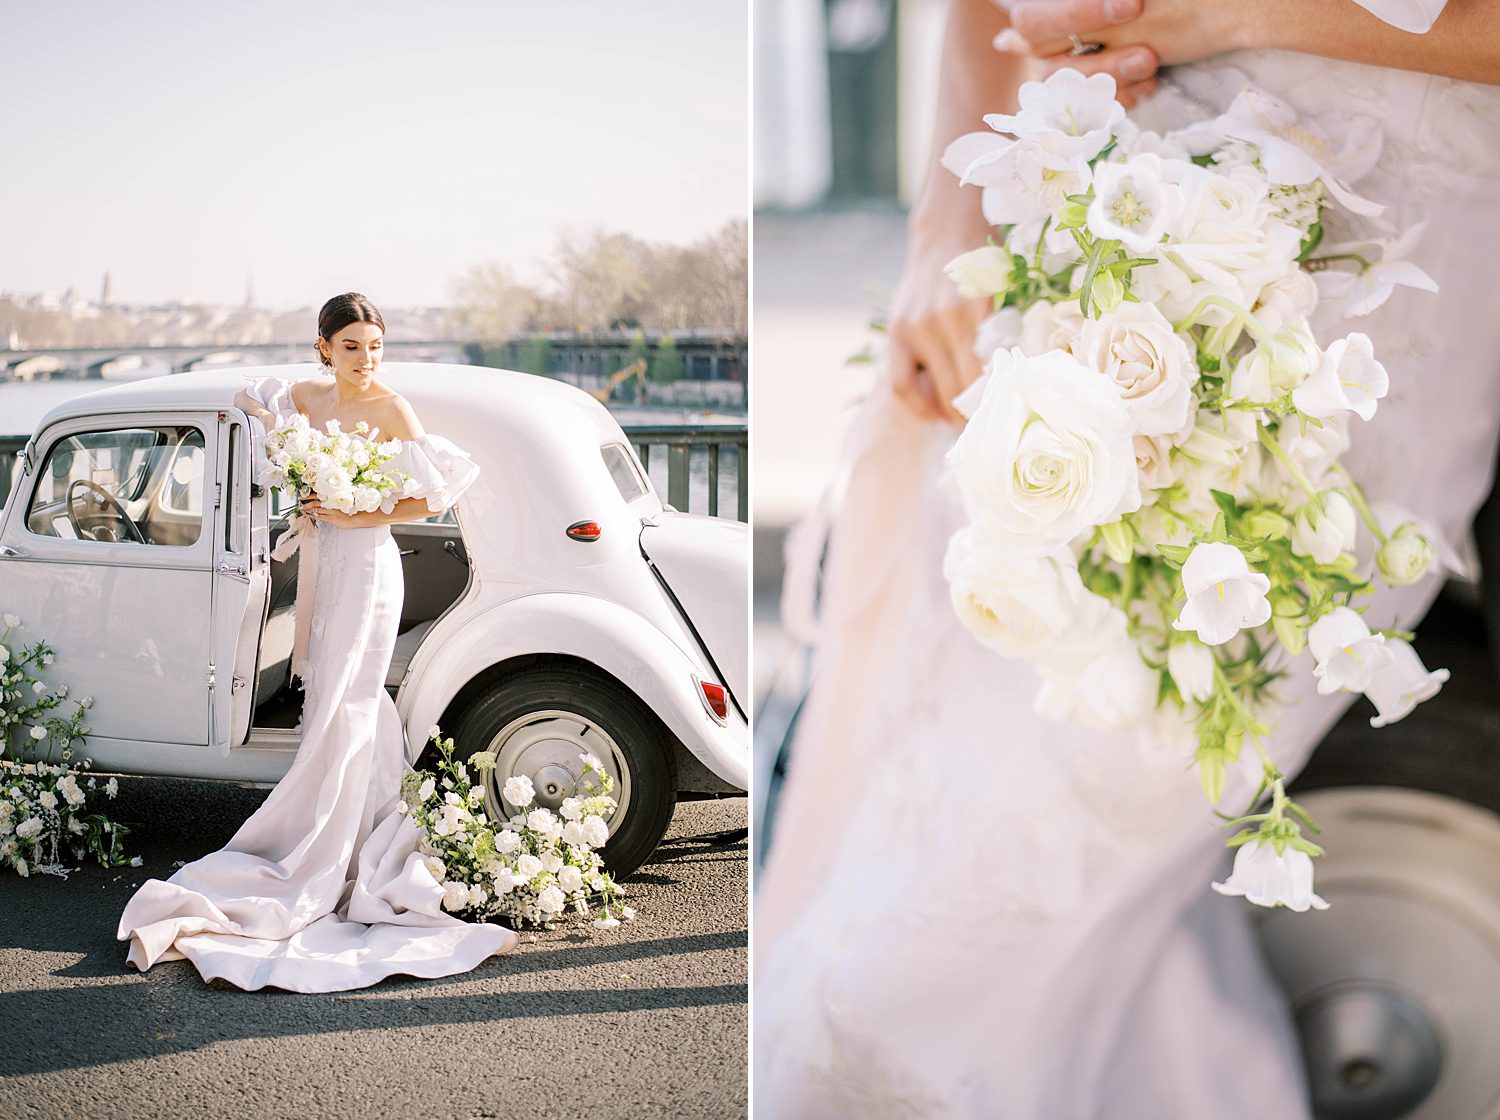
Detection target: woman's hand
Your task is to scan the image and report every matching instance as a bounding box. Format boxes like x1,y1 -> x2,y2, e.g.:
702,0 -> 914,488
299,495 -> 361,529
1000,0 -> 1250,78
888,239 -> 992,425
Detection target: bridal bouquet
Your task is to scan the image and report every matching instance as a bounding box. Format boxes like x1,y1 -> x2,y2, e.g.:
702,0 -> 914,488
0,614 -> 138,877
260,414 -> 417,520
940,69 -> 1445,911
400,728 -> 633,930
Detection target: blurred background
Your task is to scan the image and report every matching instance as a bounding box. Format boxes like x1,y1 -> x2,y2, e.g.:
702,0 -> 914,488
1,0 -> 748,522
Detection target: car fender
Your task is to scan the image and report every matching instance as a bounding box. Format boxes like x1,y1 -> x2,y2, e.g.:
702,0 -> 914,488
399,592 -> 748,791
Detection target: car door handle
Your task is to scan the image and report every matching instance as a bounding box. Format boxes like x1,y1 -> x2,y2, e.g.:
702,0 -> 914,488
398,547 -> 416,556
0,544 -> 24,558
216,558 -> 250,582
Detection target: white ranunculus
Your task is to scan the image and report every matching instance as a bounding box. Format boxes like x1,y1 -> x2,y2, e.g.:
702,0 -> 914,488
1308,607 -> 1393,694
1034,611 -> 1158,731
441,881 -> 470,911
1377,522 -> 1434,586
1212,837 -> 1330,911
1167,640 -> 1215,703
1172,542 -> 1272,646
515,853 -> 543,879
37,790 -> 57,811
558,865 -> 584,893
1086,154 -> 1177,254
561,821 -> 586,847
1135,163 -> 1302,328
1291,492 -> 1357,565
582,815 -> 611,848
1292,334 -> 1388,422
540,851 -> 564,875
1364,640 -> 1449,728
945,246 -> 1013,299
1074,302 -> 1198,436
1252,269 -> 1319,333
527,808 -> 561,839
943,523 -> 1111,660
1228,319 -> 1321,404
495,829 -> 522,854
947,347 -> 1141,548
538,885 -> 567,915
503,774 -> 535,808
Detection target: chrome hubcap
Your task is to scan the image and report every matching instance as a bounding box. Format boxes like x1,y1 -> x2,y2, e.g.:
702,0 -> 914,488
481,709 -> 632,836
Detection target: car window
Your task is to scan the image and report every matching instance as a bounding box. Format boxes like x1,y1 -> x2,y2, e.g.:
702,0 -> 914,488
600,442 -> 650,503
25,425 -> 207,547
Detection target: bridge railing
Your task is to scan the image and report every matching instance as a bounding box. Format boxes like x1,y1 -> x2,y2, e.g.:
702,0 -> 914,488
624,424 -> 747,522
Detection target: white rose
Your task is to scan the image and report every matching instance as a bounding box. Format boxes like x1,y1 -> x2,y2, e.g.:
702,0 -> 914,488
1074,302 -> 1197,436
540,852 -> 564,874
495,829 -> 522,854
515,853 -> 543,879
15,817 -> 42,840
37,791 -> 57,811
1020,299 -> 1086,356
582,815 -> 611,848
441,881 -> 470,911
944,246 -> 1013,299
973,307 -> 1024,364
1212,837 -> 1329,911
943,522 -> 1113,660
558,865 -> 584,893
503,774 -> 536,808
948,347 -> 1141,549
537,885 -> 566,915
526,808 -> 559,837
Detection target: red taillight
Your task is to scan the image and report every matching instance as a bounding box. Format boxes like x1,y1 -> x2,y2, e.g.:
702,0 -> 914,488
566,520 -> 602,542
699,680 -> 728,720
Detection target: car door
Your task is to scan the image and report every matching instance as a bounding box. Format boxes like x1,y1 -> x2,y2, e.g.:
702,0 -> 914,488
0,411 -> 222,748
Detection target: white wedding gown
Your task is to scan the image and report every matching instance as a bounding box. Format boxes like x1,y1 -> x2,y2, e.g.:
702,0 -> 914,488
117,375 -> 518,993
755,18 -> 1500,1119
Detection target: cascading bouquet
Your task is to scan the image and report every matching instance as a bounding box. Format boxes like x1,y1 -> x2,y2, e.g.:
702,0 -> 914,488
260,414 -> 418,528
399,728 -> 634,930
939,69 -> 1448,912
0,613 -> 138,877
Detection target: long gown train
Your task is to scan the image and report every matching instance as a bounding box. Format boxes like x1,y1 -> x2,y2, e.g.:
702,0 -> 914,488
117,375 -> 517,993
754,39 -> 1500,1119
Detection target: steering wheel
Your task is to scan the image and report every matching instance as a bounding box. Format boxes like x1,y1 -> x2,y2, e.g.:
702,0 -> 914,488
66,479 -> 147,544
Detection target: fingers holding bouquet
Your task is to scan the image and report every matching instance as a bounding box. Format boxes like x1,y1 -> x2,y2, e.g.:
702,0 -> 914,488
298,494 -> 358,528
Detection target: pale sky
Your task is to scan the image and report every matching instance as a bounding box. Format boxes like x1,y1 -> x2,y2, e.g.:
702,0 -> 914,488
0,0 -> 748,309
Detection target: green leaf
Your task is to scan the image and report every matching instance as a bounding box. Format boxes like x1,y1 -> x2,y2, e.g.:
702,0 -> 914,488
1078,236 -> 1122,318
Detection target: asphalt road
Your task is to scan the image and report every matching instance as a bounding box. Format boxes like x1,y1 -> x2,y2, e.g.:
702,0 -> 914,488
0,779 -> 747,1120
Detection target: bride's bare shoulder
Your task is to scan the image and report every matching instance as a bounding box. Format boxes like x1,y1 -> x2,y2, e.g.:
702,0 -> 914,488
373,385 -> 426,441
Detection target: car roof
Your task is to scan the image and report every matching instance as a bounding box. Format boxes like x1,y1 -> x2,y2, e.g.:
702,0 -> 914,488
30,362 -> 630,448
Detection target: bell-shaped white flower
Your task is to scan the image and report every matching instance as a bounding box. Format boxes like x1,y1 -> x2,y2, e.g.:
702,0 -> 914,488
1086,154 -> 1174,254
1290,491 -> 1358,565
1167,639 -> 1215,703
1228,319 -> 1321,404
944,246 -> 1013,299
981,68 -> 1124,170
1376,521 -> 1434,586
1172,542 -> 1272,646
1308,606 -> 1393,695
1364,639 -> 1449,728
1314,223 -> 1438,319
1212,837 -> 1330,911
1292,334 -> 1388,422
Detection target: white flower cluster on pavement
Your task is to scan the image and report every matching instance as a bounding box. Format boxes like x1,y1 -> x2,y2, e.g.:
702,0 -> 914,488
0,615 -> 134,878
400,729 -> 634,931
940,68 -> 1448,913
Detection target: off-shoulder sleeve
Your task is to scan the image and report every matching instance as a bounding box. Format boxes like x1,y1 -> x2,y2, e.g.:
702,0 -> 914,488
241,375 -> 299,430
379,433 -> 482,515
1349,0 -> 1446,32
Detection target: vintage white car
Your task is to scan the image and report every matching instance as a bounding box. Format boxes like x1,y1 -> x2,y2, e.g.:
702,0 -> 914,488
0,362 -> 748,875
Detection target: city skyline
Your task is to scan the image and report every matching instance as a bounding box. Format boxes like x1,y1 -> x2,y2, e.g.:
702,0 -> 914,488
1,1 -> 748,309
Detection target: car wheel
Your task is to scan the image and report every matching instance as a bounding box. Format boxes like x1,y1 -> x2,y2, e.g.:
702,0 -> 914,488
1254,779 -> 1500,1118
448,666 -> 676,878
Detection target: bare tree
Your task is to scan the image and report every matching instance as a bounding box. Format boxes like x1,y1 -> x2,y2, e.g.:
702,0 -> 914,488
447,262 -> 540,345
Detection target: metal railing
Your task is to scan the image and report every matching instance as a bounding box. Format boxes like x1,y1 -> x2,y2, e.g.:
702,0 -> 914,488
624,424 -> 747,522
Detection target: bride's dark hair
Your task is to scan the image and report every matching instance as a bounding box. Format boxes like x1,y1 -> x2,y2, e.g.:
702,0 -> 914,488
316,292 -> 385,368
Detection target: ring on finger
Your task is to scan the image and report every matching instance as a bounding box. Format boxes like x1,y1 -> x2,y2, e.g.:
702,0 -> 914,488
1067,33 -> 1105,56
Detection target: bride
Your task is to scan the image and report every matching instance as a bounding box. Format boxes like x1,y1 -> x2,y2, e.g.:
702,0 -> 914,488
117,292 -> 518,992
755,1 -> 1500,1115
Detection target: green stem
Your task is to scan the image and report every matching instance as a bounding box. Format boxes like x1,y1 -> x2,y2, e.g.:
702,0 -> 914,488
1257,423 -> 1320,504
1332,462 -> 1387,545
1173,295 -> 1273,348
1305,252 -> 1373,270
